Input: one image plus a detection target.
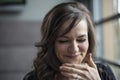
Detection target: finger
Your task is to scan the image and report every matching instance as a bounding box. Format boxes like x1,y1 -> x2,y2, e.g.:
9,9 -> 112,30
60,65 -> 90,79
60,65 -> 84,74
87,53 -> 96,68
62,63 -> 88,70
61,71 -> 84,80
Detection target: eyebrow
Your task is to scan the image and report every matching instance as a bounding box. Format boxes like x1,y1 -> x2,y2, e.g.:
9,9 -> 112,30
78,34 -> 87,38
58,34 -> 87,38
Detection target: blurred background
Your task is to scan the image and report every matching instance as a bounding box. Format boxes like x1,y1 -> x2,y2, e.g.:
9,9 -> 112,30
0,0 -> 120,80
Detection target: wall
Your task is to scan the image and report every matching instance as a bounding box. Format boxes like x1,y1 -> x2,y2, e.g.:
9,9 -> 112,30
0,0 -> 73,80
0,0 -> 74,21
0,21 -> 40,80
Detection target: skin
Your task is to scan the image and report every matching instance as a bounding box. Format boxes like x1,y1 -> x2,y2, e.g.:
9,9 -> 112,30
55,19 -> 89,64
55,19 -> 101,80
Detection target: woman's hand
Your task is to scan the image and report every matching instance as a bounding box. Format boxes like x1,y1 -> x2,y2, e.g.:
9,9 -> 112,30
59,53 -> 101,80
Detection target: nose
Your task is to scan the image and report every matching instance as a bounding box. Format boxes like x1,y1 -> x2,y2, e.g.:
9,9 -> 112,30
68,41 -> 79,53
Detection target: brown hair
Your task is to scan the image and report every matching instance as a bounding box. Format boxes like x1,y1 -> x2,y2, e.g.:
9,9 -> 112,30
34,2 -> 96,80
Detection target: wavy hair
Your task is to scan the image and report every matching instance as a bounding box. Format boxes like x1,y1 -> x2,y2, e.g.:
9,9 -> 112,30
34,2 -> 96,80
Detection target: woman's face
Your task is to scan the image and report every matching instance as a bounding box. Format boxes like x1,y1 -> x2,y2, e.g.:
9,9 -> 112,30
55,19 -> 89,64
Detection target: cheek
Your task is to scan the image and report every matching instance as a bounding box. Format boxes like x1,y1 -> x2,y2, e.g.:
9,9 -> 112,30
55,44 -> 67,55
79,42 -> 89,53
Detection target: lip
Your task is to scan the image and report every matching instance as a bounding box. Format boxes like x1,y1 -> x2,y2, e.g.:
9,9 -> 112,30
65,54 -> 79,58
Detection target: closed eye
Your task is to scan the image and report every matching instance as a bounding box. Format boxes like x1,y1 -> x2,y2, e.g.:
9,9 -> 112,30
77,39 -> 86,43
57,40 -> 69,43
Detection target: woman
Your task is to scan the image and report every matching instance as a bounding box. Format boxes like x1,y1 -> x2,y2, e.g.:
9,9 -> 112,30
23,2 -> 116,80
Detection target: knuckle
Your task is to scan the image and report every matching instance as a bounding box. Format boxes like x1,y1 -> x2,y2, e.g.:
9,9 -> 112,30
71,74 -> 75,78
71,64 -> 76,67
71,74 -> 78,79
70,68 -> 74,72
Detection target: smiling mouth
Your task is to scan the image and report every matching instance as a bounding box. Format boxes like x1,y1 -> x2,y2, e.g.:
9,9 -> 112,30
65,54 -> 79,58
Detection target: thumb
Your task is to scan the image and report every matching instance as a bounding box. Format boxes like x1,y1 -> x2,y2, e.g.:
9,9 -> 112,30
87,53 -> 96,68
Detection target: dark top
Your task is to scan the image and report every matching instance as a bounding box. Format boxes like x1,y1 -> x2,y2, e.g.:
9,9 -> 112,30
23,62 -> 116,80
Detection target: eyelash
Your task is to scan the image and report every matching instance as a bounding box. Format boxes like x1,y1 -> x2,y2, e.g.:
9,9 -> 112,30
58,39 -> 86,43
77,39 -> 86,42
58,40 -> 69,43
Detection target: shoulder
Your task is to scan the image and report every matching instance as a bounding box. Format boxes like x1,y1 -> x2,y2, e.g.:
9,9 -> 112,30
95,62 -> 116,80
23,71 -> 38,80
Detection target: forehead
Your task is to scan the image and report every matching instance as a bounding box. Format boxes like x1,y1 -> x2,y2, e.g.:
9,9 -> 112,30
58,19 -> 88,36
75,19 -> 88,32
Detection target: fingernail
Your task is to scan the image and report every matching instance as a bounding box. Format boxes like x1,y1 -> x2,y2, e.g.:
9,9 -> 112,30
62,63 -> 68,65
61,71 -> 64,74
90,53 -> 92,57
59,66 -> 63,69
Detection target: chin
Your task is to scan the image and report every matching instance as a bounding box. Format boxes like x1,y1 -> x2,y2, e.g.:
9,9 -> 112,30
63,60 -> 82,64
